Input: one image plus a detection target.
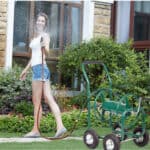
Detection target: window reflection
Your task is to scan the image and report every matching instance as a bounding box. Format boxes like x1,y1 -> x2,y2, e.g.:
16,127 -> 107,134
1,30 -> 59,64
134,1 -> 150,41
71,7 -> 81,44
13,1 -> 30,52
13,1 -> 82,53
35,2 -> 60,49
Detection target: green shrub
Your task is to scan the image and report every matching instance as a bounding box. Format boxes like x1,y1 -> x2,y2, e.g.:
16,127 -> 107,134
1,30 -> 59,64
58,37 -> 149,96
58,37 -> 150,114
70,92 -> 87,108
0,110 -> 98,133
53,85 -> 73,112
14,101 -> 34,116
0,64 -> 32,114
0,110 -> 149,133
0,115 -> 34,133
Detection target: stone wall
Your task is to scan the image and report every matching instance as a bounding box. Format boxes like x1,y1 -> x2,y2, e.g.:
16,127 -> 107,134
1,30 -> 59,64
94,2 -> 111,37
0,0 -> 7,68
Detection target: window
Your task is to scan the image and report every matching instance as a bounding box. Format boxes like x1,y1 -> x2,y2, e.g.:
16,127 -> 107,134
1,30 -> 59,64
134,2 -> 150,41
111,1 -> 150,70
130,1 -> 150,70
13,1 -> 30,53
13,1 -> 83,56
63,3 -> 82,48
34,2 -> 61,49
13,1 -> 83,85
130,1 -> 150,48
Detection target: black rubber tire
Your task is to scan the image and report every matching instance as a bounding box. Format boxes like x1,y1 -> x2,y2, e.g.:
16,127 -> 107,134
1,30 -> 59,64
103,134 -> 120,150
113,123 -> 127,141
83,129 -> 99,149
133,127 -> 149,147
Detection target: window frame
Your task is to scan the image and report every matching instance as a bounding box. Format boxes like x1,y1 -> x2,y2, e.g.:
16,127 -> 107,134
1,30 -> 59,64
110,1 -> 117,39
129,1 -> 150,49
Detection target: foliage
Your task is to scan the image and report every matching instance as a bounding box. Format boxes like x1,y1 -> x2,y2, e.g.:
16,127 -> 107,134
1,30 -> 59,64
52,84 -> 73,112
0,64 -> 80,115
14,101 -> 34,116
0,110 -> 149,133
58,37 -> 149,97
70,92 -> 87,108
0,64 -> 32,114
0,111 -> 88,133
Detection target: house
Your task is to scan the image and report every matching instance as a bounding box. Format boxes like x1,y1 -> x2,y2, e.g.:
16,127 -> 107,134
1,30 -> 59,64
0,0 -> 149,86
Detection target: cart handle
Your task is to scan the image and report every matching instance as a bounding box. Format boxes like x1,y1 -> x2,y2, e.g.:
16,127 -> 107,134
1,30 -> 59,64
82,60 -> 104,65
81,61 -> 112,90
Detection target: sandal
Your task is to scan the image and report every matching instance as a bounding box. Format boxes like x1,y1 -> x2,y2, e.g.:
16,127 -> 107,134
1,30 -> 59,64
54,128 -> 67,138
24,132 -> 41,138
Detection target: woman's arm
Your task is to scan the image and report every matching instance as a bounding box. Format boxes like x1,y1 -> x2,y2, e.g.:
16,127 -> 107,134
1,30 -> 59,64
24,59 -> 31,72
20,59 -> 31,80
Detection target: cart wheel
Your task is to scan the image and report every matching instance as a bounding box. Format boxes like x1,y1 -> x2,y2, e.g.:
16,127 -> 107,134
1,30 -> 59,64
83,129 -> 99,149
133,127 -> 149,147
113,123 -> 127,140
103,134 -> 120,150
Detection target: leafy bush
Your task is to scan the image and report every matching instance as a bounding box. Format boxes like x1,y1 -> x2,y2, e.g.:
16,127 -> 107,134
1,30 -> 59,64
53,85 -> 73,112
0,64 -> 32,114
0,64 -> 80,115
0,115 -> 34,133
0,111 -> 88,133
14,101 -> 34,116
70,92 -> 87,108
58,37 -> 149,97
0,110 -> 149,133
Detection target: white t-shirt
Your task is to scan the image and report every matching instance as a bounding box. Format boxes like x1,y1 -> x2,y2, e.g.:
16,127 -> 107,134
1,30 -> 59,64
29,35 -> 46,67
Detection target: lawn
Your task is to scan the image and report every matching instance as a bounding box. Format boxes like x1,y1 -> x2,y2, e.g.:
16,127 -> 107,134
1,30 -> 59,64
0,127 -> 149,150
0,140 -> 150,150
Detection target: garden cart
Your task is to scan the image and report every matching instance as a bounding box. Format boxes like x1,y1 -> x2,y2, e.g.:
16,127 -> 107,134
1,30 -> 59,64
81,61 -> 149,150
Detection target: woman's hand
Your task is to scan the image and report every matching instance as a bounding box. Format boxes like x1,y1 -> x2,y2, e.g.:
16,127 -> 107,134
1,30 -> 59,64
40,33 -> 50,55
40,37 -> 47,48
20,69 -> 27,81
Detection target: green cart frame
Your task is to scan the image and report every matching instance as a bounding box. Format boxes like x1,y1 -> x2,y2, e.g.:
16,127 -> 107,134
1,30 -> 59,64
82,61 -> 149,150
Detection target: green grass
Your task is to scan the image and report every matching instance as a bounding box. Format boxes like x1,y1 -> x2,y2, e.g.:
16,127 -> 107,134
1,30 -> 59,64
0,140 -> 149,150
0,127 -> 149,150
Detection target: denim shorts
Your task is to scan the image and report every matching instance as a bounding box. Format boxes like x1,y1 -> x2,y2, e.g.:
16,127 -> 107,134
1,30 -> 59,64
32,64 -> 50,81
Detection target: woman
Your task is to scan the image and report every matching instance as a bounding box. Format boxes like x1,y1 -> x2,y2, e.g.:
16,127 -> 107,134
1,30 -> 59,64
20,12 -> 67,138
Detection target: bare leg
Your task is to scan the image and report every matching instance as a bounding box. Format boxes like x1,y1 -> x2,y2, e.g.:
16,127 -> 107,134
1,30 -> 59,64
31,81 -> 43,133
43,81 -> 65,131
